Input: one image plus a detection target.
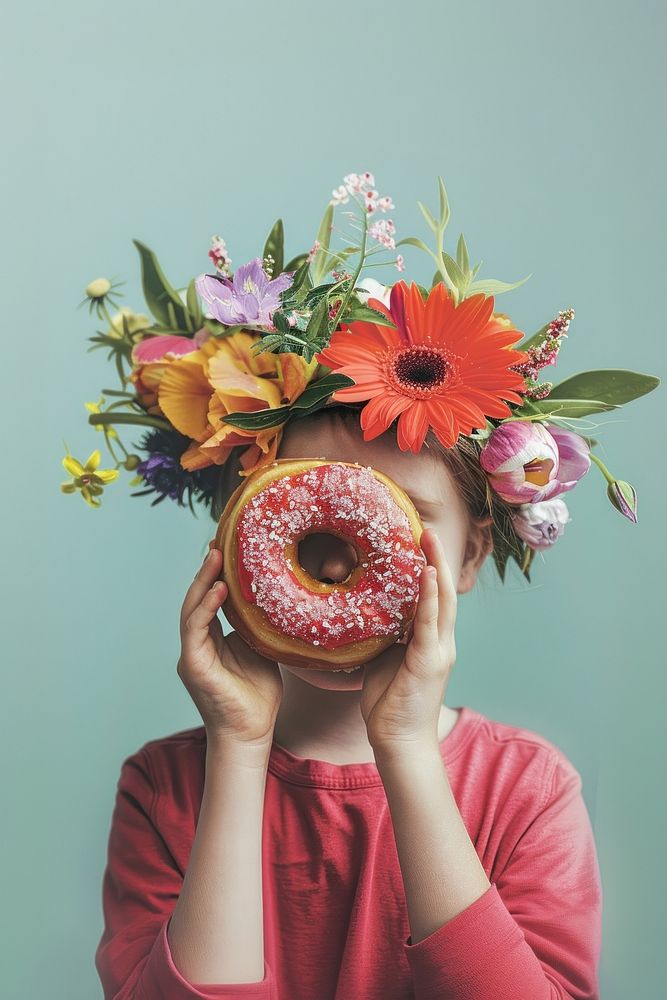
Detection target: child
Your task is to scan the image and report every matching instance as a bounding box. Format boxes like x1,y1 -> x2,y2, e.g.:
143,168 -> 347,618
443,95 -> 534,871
94,404 -> 602,1000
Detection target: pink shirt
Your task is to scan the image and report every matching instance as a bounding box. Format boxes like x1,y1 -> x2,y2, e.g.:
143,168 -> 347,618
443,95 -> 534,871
95,704 -> 602,999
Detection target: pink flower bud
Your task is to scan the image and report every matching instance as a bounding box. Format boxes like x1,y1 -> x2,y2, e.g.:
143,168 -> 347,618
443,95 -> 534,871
607,480 -> 638,523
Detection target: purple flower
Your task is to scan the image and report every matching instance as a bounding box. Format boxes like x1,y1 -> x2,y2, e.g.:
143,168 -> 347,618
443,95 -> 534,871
511,498 -> 572,550
195,257 -> 294,326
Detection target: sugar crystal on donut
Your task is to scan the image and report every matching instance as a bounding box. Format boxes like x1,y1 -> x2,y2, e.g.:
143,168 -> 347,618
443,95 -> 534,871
235,463 -> 425,651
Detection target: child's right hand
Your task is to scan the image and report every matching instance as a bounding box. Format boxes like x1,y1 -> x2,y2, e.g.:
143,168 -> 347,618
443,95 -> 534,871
177,541 -> 283,750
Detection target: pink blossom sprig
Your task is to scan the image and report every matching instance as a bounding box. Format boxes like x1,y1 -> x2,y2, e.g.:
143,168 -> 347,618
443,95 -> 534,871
331,171 -> 395,215
307,240 -> 321,264
207,234 -> 232,276
369,218 -> 396,250
512,307 -> 575,398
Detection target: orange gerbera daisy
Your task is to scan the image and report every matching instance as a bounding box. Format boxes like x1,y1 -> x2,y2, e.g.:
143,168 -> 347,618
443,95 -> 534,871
314,280 -> 530,452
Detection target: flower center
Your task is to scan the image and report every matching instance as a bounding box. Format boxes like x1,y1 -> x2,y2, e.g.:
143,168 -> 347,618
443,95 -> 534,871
242,277 -> 259,296
523,457 -> 554,486
385,345 -> 456,398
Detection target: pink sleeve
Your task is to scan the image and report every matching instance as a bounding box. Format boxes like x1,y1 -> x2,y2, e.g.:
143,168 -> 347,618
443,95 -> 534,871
402,755 -> 602,1000
95,750 -> 275,999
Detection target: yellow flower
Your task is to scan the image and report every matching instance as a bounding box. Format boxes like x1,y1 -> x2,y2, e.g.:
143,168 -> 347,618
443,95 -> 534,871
85,397 -> 117,437
60,449 -> 119,508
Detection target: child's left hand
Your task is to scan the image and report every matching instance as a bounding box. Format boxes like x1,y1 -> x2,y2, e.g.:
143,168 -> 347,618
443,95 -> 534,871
360,528 -> 458,755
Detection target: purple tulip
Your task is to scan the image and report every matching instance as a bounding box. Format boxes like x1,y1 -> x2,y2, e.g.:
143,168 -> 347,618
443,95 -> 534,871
479,420 -> 590,504
195,257 -> 294,327
511,498 -> 572,550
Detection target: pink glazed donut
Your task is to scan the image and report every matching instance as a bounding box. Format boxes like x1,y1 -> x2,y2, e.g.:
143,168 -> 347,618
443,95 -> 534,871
214,458 -> 427,670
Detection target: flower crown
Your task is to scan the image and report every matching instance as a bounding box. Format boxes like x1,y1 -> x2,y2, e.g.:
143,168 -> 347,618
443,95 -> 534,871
61,172 -> 660,584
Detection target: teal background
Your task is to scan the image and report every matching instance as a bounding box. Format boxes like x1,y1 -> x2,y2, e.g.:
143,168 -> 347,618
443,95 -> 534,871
2,1 -> 664,997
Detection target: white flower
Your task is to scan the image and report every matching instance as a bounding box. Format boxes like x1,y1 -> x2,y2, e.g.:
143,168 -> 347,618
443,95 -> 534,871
331,185 -> 349,206
343,173 -> 364,193
511,498 -> 572,550
355,277 -> 391,308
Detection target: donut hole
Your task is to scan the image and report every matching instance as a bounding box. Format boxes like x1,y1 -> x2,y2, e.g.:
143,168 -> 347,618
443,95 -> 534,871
297,531 -> 359,585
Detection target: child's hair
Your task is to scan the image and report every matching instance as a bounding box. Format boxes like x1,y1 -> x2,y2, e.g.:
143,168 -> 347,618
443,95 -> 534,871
211,404 -> 520,588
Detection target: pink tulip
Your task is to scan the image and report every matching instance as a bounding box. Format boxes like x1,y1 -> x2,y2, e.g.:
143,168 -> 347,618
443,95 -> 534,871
131,334 -> 199,366
479,420 -> 590,504
511,498 -> 571,550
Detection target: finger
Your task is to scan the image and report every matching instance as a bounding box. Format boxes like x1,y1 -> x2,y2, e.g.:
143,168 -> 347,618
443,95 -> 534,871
181,579 -> 227,658
420,529 -> 457,639
180,546 -> 224,626
406,564 -> 440,672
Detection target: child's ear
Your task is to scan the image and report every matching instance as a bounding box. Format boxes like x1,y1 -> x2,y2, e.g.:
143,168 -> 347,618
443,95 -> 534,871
457,518 -> 493,594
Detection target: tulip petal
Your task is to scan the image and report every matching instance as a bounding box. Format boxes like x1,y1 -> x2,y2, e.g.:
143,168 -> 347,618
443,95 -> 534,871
545,425 -> 591,484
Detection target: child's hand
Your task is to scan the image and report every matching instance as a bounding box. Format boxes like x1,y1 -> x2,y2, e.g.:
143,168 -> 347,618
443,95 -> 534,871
359,528 -> 457,756
177,541 -> 283,750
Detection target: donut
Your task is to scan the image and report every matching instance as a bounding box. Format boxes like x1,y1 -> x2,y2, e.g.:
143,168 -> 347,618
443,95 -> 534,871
214,458 -> 427,670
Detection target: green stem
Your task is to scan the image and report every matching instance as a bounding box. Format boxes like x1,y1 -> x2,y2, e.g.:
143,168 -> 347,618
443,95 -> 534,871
99,301 -> 118,332
333,204 -> 369,328
105,399 -> 140,412
589,450 -> 616,484
434,229 -> 458,302
88,412 -> 172,432
501,412 -> 554,423
102,430 -> 121,465
360,259 -> 401,269
101,388 -> 136,398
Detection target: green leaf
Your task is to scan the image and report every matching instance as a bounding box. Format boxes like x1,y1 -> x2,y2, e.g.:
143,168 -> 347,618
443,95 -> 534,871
284,252 -> 309,272
219,374 -> 356,430
397,236 -> 432,253
281,258 -> 312,305
289,373 -> 356,414
437,176 -> 451,230
441,251 -> 466,289
262,219 -> 284,277
547,369 -> 661,406
305,293 -> 330,342
220,406 -> 291,430
456,233 -> 470,274
185,278 -> 203,328
311,203 -> 335,284
417,200 -> 438,233
512,398 -> 619,418
342,302 -> 396,328
250,333 -> 284,354
322,245 -> 359,269
466,273 -> 532,297
132,239 -> 190,330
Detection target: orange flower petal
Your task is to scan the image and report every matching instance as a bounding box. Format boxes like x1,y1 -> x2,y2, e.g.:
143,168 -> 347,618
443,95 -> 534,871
158,358 -> 213,440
